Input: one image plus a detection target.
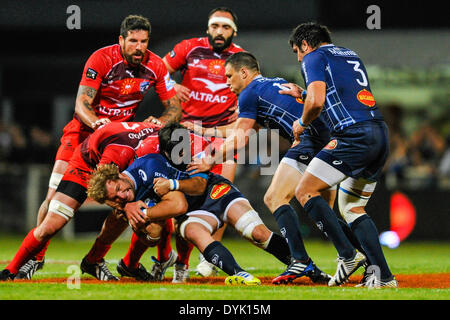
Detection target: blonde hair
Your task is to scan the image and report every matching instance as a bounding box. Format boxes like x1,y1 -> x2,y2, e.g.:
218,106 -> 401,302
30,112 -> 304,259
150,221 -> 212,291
87,164 -> 120,203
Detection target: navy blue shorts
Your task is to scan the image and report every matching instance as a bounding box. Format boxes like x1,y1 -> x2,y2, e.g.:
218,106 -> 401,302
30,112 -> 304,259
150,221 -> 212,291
283,134 -> 328,165
315,120 -> 389,181
176,174 -> 246,227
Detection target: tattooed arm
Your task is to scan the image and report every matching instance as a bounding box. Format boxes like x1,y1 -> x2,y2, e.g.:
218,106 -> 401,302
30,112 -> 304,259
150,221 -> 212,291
74,85 -> 110,130
145,95 -> 182,124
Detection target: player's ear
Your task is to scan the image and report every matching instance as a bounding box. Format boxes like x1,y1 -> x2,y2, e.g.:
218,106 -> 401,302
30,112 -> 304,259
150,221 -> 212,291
119,35 -> 125,47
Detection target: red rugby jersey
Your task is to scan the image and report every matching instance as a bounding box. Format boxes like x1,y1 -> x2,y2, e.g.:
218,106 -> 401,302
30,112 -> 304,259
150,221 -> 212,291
79,122 -> 161,171
77,44 -> 176,127
164,37 -> 243,127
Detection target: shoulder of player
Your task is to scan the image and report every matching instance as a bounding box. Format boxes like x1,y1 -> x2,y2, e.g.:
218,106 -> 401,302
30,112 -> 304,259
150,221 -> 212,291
85,44 -> 118,67
227,42 -> 244,53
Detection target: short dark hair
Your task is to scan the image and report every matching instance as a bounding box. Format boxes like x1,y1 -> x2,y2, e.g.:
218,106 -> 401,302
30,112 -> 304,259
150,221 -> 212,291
120,15 -> 151,38
158,122 -> 188,156
289,22 -> 332,49
208,7 -> 238,26
225,51 -> 260,72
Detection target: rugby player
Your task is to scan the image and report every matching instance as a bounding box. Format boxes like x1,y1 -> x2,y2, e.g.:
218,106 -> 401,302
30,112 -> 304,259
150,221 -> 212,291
161,7 -> 244,277
188,52 -> 366,284
87,123 -> 294,286
284,23 -> 397,288
17,14 -> 181,280
0,122 -> 162,281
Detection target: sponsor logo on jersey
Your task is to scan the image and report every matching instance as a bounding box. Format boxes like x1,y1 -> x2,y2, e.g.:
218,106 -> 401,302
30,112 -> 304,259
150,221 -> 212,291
210,183 -> 231,200
296,97 -> 304,104
189,90 -> 228,103
357,89 -> 376,107
169,50 -> 176,58
120,79 -> 136,95
138,169 -> 147,181
208,60 -> 225,75
324,139 -> 338,150
193,78 -> 229,92
86,68 -> 98,80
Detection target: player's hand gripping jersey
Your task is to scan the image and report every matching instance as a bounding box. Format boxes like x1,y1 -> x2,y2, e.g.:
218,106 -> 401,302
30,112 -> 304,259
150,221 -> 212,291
164,37 -> 243,127
123,153 -> 241,225
237,75 -> 330,144
301,44 -> 384,133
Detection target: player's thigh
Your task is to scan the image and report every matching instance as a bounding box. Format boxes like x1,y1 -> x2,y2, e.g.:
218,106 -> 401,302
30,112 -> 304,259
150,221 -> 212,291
182,214 -> 218,252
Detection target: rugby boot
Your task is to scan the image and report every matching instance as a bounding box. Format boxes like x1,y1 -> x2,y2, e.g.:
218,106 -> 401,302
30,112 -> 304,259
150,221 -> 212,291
195,253 -> 218,277
80,256 -> 119,281
116,259 -> 153,281
272,259 -> 330,284
0,269 -> 15,281
328,251 -> 366,286
356,272 -> 398,288
150,249 -> 178,281
225,271 -> 261,286
15,258 -> 45,280
172,263 -> 189,283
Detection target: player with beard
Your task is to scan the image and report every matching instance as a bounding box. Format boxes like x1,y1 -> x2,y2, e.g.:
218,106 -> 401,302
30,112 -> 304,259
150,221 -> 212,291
14,15 -> 181,280
155,7 -> 244,278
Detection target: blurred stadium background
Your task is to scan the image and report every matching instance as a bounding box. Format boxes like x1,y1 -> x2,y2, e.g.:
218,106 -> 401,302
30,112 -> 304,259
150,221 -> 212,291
0,0 -> 448,245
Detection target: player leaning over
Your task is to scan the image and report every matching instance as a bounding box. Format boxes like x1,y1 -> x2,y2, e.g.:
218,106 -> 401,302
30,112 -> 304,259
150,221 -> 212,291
283,23 -> 397,288
158,7 -> 245,277
87,123 -> 292,286
0,122 -> 162,281
14,14 -> 181,280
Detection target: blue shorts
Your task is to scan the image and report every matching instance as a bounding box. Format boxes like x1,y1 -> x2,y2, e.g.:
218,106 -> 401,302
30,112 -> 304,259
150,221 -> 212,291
315,120 -> 389,181
283,134 -> 328,165
177,174 -> 246,227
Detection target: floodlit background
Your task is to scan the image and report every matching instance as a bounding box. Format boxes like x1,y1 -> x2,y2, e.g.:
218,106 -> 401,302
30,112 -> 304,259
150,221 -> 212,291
0,0 -> 448,244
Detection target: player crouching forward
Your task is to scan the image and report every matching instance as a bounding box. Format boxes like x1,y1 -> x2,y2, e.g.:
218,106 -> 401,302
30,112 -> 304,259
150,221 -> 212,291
87,137 -> 291,286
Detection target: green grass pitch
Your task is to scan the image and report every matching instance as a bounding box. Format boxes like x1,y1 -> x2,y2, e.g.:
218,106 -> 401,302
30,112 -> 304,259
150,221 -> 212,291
0,233 -> 449,301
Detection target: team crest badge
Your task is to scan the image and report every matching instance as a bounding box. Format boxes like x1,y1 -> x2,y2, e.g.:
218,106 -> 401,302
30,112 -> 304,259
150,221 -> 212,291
324,139 -> 338,150
357,89 -> 376,107
210,183 -> 231,200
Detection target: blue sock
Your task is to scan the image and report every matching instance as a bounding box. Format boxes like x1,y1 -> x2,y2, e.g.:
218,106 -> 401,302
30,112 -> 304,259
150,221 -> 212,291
350,215 -> 393,280
203,241 -> 244,276
273,205 -> 309,262
304,196 -> 355,259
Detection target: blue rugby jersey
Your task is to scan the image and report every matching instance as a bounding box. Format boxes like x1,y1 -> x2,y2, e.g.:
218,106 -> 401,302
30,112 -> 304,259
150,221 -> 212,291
237,75 -> 329,143
301,44 -> 384,133
123,153 -> 208,206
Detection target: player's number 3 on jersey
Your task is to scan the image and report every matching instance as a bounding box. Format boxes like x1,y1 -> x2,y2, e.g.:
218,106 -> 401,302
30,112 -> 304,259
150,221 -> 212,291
346,60 -> 368,87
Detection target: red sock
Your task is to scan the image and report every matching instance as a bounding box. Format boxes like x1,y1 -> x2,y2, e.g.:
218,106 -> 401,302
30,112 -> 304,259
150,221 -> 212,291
7,228 -> 46,274
175,234 -> 194,268
85,237 -> 112,264
122,232 -> 149,270
157,219 -> 173,261
35,240 -> 50,261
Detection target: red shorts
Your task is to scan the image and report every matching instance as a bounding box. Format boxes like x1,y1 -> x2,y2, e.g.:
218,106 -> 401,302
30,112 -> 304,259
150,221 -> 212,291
60,145 -> 91,190
55,119 -> 93,162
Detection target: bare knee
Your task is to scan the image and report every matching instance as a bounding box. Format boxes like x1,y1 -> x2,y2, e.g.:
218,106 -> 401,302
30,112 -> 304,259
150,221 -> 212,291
251,225 -> 271,244
264,189 -> 290,213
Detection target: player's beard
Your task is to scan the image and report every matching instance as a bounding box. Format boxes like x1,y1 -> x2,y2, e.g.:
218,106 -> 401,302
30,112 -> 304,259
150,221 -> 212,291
124,50 -> 144,66
208,34 -> 233,52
